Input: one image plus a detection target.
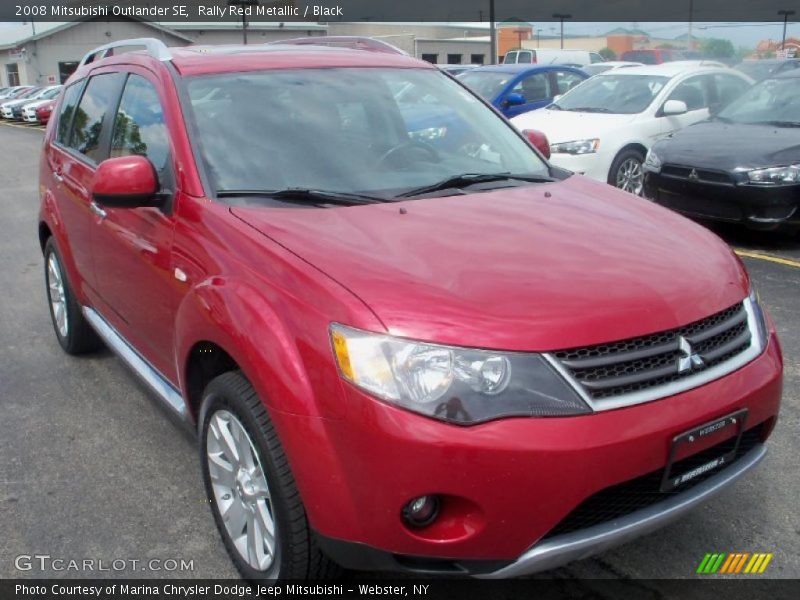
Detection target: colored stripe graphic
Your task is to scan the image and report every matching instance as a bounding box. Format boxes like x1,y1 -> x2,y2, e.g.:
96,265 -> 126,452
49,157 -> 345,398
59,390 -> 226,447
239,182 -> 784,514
700,552 -> 774,574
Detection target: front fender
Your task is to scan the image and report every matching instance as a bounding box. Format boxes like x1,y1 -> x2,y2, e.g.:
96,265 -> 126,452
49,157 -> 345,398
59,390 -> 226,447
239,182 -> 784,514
174,276 -> 344,421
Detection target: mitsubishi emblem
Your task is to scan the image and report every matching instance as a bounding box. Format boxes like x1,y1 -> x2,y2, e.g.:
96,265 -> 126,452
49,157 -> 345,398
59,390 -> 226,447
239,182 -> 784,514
677,336 -> 704,373
688,168 -> 699,181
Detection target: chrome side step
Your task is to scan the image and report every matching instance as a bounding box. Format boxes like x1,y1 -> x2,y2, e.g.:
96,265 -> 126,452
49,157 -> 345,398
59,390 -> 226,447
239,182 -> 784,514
82,307 -> 188,420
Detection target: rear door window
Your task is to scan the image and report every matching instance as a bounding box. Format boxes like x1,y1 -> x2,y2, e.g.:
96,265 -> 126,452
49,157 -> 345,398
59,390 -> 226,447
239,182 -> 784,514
518,51 -> 533,64
56,82 -> 84,145
67,72 -> 125,163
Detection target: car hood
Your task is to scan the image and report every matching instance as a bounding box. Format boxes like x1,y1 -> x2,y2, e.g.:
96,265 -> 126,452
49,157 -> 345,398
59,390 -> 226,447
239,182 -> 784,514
655,120 -> 800,171
231,176 -> 747,351
510,109 -> 637,143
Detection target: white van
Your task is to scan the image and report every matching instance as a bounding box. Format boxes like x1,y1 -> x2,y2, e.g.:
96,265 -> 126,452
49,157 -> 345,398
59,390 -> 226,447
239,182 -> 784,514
503,49 -> 605,67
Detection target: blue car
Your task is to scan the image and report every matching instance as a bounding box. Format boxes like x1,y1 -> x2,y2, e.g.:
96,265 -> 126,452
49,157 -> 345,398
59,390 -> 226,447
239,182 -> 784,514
457,64 -> 589,118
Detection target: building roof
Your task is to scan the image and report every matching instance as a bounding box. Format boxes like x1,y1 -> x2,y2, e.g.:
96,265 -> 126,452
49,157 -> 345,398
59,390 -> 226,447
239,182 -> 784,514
605,27 -> 650,36
0,19 -> 193,50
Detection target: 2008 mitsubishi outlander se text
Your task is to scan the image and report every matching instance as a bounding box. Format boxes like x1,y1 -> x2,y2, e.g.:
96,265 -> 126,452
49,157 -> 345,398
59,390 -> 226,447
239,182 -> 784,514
38,37 -> 783,579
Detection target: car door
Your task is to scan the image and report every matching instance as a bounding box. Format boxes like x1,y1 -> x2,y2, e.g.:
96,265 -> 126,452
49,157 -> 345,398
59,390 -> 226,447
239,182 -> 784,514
658,74 -> 714,137
90,70 -> 179,380
501,71 -> 553,118
48,73 -> 125,298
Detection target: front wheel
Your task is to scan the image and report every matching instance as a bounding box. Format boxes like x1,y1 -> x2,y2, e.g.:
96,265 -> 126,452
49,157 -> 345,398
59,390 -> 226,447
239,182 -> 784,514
199,371 -> 339,580
609,148 -> 646,196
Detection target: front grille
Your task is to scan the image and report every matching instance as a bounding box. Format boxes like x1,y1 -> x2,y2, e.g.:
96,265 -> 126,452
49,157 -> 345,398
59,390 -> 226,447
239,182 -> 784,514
661,164 -> 733,185
542,423 -> 764,539
552,302 -> 752,402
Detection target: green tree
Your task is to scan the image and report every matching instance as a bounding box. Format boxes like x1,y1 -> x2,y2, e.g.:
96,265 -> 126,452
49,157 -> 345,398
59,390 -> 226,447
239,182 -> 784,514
656,43 -> 677,49
701,38 -> 735,59
598,47 -> 617,60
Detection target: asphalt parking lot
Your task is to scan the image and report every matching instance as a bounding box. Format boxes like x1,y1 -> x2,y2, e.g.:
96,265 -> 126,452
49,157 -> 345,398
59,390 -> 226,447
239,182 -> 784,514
0,122 -> 797,584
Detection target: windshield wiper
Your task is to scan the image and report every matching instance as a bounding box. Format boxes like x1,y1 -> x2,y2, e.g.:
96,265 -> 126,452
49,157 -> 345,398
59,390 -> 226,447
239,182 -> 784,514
216,188 -> 387,206
760,120 -> 800,128
548,103 -> 563,110
396,172 -> 556,198
564,106 -> 613,113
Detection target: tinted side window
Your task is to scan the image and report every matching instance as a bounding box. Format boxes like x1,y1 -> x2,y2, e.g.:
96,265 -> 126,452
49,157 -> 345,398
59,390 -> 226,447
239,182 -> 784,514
110,75 -> 169,172
56,82 -> 83,145
511,72 -> 552,102
667,75 -> 710,111
68,73 -> 123,162
518,51 -> 533,64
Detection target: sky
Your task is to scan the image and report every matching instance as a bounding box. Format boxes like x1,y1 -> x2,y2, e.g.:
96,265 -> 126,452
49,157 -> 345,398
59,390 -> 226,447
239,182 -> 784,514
0,20 -> 798,49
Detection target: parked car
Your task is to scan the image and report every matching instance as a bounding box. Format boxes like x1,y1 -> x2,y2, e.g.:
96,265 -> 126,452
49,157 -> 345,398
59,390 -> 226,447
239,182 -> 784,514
458,64 -> 589,118
0,87 -> 44,118
0,86 -> 33,100
40,37 -> 781,581
17,86 -> 62,121
34,99 -> 56,125
620,49 -> 686,64
735,58 -> 800,82
503,48 -> 605,67
645,69 -> 800,233
583,61 -> 644,76
511,63 -> 753,194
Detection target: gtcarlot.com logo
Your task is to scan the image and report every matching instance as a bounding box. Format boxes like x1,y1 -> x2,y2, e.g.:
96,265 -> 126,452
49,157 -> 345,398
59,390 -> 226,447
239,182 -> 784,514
697,552 -> 774,575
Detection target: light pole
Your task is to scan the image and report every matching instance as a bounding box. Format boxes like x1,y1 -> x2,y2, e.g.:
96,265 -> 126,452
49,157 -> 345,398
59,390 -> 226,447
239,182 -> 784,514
553,13 -> 572,49
779,9 -> 796,51
489,0 -> 496,65
228,0 -> 260,45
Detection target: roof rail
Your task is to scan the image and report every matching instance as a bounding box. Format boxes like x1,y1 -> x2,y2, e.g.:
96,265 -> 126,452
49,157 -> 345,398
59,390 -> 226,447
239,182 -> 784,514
79,38 -> 172,68
269,36 -> 408,56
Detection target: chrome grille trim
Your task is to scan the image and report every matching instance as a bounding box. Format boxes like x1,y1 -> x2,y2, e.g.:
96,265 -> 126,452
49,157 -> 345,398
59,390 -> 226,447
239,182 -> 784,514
543,297 -> 764,412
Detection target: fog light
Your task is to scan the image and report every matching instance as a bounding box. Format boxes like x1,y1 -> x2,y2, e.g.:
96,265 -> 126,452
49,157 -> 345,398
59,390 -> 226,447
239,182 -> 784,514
402,495 -> 440,528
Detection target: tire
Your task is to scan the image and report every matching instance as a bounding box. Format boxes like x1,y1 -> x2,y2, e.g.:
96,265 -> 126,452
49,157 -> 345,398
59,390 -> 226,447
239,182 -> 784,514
199,371 -> 340,580
43,237 -> 102,355
608,148 -> 646,196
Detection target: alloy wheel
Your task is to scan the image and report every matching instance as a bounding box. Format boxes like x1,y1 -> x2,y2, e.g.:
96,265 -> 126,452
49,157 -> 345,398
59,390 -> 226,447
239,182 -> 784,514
47,253 -> 68,338
206,410 -> 277,572
615,157 -> 644,195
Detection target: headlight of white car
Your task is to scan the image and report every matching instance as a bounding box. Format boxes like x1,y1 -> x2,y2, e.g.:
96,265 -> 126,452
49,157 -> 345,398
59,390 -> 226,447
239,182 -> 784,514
643,148 -> 662,172
330,324 -> 590,425
549,139 -> 599,155
746,164 -> 800,185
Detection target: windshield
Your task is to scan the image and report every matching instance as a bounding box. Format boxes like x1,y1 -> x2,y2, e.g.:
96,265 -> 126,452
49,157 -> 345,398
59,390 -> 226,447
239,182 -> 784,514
553,74 -> 669,114
718,77 -> 800,125
39,87 -> 62,100
457,70 -> 515,100
735,62 -> 778,81
186,68 -> 549,200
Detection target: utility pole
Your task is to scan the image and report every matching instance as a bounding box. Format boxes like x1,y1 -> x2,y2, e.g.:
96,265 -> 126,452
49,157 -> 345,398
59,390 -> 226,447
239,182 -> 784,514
228,0 -> 260,45
553,13 -> 572,49
489,0 -> 496,65
687,0 -> 693,53
779,9 -> 796,51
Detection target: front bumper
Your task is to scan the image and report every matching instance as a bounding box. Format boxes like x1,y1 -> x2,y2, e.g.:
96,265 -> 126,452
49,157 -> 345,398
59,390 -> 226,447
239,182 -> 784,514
272,333 -> 781,574
645,171 -> 800,230
548,150 -> 612,182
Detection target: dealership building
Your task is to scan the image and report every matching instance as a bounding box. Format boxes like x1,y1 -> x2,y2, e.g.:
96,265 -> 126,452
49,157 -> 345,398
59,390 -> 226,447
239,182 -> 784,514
0,19 -> 496,87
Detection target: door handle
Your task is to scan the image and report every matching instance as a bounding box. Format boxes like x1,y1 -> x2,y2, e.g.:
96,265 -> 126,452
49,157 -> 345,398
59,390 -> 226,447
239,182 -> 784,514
53,169 -> 63,183
90,201 -> 107,219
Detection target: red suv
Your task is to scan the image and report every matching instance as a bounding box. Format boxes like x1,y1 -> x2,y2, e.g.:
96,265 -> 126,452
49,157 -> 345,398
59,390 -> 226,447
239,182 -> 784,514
39,37 -> 782,579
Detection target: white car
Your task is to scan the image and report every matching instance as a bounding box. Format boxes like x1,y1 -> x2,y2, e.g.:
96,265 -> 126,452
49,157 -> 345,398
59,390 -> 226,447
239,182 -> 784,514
0,85 -> 61,119
20,86 -> 62,122
582,61 -> 644,76
510,63 -> 753,195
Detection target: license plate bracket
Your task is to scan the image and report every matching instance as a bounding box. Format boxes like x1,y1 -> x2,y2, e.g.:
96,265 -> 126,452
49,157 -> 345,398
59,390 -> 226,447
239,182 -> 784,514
660,409 -> 748,493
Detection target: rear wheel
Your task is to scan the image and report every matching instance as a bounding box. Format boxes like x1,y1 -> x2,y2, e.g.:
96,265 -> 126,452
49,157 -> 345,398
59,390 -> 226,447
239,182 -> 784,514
199,371 -> 339,580
44,238 -> 101,354
609,148 -> 646,196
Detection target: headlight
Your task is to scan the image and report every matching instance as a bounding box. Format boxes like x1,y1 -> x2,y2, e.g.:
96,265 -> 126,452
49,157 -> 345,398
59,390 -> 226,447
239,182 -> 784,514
644,148 -> 662,172
330,325 -> 590,425
746,164 -> 800,185
747,288 -> 768,352
549,138 -> 599,155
